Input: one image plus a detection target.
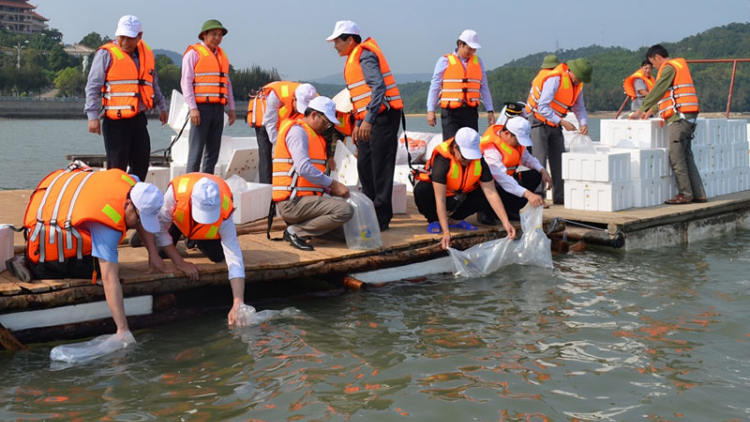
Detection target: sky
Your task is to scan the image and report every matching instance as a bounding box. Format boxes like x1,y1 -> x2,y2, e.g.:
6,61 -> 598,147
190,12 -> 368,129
33,0 -> 750,81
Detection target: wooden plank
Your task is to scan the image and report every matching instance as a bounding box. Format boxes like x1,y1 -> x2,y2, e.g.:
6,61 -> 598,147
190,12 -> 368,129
0,283 -> 22,296
17,282 -> 50,293
38,279 -> 70,291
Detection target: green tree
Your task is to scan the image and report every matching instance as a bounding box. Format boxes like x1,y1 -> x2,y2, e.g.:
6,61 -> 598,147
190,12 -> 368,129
79,31 -> 110,49
54,67 -> 85,97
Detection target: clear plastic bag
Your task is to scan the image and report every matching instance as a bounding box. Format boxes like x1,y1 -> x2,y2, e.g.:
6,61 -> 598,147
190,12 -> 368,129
234,304 -> 300,327
342,192 -> 382,250
50,331 -> 136,363
569,133 -> 596,153
225,174 -> 251,197
447,205 -> 552,278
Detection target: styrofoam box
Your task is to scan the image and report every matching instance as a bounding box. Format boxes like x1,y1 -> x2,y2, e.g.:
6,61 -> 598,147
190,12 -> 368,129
394,164 -> 420,193
145,166 -> 170,192
693,117 -> 707,146
170,163 -> 187,181
701,171 -> 716,198
331,140 -> 359,186
564,181 -> 634,212
731,141 -> 750,169
615,148 -> 664,180
709,144 -> 730,171
728,119 -> 748,144
600,119 -> 668,149
0,225 -> 14,273
662,176 -> 678,200
233,182 -> 272,225
691,146 -> 710,173
633,178 -> 665,208
169,133 -> 190,165
737,167 -> 750,192
716,170 -> 731,196
562,151 -> 631,182
705,119 -> 729,145
746,123 -> 750,147
392,182 -> 407,214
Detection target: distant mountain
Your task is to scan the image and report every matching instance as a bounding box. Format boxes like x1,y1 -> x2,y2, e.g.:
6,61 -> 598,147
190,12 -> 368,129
312,72 -> 432,85
153,49 -> 182,67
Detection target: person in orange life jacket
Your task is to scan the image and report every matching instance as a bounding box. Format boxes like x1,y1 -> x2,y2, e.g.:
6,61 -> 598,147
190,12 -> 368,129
84,15 -> 169,183
182,19 -> 236,175
426,29 -> 495,141
22,166 -> 164,340
255,83 -> 320,184
413,127 -> 517,250
273,97 -> 353,252
327,20 -> 402,232
631,44 -> 706,205
478,117 -> 553,225
526,58 -> 592,205
625,60 -> 654,111
143,175 -> 247,325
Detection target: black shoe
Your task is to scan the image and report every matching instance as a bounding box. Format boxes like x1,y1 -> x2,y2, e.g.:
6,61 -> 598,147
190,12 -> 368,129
478,212 -> 499,226
283,229 -> 314,251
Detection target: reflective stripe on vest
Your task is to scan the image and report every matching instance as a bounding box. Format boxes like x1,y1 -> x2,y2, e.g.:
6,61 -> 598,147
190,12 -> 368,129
272,120 -> 328,201
343,37 -> 404,121
99,40 -> 155,119
656,58 -> 700,119
169,173 -> 234,240
187,43 -> 230,105
439,54 -> 483,109
525,63 -> 582,128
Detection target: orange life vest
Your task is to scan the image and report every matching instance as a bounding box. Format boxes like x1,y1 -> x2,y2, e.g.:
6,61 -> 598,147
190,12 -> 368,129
525,63 -> 582,127
99,40 -> 155,119
656,58 -> 700,119
247,94 -> 265,128
169,173 -> 234,240
23,167 -> 136,264
335,110 -> 355,136
186,43 -> 230,105
439,53 -> 483,109
418,138 -> 483,197
344,37 -> 403,121
480,125 -> 524,176
272,119 -> 328,202
623,70 -> 655,100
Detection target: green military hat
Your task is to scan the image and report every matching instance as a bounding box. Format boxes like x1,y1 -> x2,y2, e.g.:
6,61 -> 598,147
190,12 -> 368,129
199,19 -> 228,40
541,54 -> 559,69
567,58 -> 593,83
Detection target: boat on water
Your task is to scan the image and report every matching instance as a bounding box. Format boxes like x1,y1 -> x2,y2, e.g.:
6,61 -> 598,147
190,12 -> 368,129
1,88 -> 750,349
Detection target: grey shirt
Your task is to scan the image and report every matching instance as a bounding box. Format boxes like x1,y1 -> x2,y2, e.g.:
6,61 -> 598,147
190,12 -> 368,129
286,125 -> 332,188
84,46 -> 167,121
359,49 -> 386,125
630,79 -> 648,111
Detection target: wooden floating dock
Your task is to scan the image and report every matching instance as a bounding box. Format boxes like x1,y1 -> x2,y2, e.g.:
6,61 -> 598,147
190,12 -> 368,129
2,187 -> 750,347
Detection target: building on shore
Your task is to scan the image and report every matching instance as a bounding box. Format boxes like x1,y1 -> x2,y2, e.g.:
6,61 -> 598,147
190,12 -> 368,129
0,0 -> 48,34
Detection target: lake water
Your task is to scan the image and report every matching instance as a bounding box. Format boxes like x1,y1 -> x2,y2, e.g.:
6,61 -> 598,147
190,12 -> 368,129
1,119 -> 747,421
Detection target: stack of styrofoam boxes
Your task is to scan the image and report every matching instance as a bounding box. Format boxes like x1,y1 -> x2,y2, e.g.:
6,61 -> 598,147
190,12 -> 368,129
696,118 -> 749,198
599,119 -> 676,207
562,149 -> 633,212
0,225 -> 13,273
232,182 -> 273,225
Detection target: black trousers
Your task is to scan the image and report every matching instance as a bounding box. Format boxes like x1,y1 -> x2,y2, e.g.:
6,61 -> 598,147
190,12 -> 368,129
440,106 -> 479,141
187,103 -> 225,174
255,126 -> 273,184
102,113 -> 150,182
490,170 -> 542,219
357,108 -> 401,229
166,223 -> 225,263
30,255 -> 99,280
413,181 -> 493,223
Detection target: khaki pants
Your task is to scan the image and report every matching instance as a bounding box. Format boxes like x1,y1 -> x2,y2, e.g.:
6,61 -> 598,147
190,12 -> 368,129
669,119 -> 706,200
277,195 -> 353,238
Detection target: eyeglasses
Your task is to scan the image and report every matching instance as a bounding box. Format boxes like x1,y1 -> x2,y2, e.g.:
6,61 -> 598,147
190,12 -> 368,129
133,204 -> 141,224
318,112 -> 333,129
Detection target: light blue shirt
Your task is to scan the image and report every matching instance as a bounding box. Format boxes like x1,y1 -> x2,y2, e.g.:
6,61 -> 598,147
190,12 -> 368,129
86,222 -> 122,264
536,74 -> 588,126
426,51 -> 493,113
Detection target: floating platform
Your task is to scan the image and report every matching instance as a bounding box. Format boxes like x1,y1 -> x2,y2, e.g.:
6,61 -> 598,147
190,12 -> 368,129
2,187 -> 750,348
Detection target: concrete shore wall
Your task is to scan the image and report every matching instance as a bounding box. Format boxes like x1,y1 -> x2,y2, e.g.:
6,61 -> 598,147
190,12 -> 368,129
0,99 -> 250,119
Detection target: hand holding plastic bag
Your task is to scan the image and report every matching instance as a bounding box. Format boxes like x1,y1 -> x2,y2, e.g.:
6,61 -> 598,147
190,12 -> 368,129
50,331 -> 136,363
233,304 -> 301,327
447,205 -> 552,278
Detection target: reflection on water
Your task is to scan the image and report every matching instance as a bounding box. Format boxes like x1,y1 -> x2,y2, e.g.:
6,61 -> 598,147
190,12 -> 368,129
2,231 -> 750,421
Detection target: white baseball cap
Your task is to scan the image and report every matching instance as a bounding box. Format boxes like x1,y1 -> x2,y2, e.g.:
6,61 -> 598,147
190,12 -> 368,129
295,83 -> 318,114
459,29 -> 481,49
308,96 -> 338,124
130,182 -> 163,233
454,127 -> 483,160
326,20 -> 360,41
505,117 -> 533,147
191,178 -> 221,224
115,15 -> 142,38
